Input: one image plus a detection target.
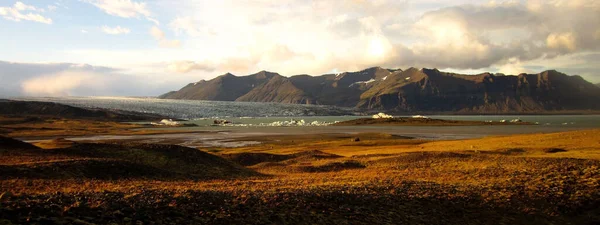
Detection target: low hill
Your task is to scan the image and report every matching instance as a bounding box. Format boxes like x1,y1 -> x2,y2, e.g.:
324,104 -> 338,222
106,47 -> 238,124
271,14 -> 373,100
0,135 -> 39,149
160,67 -> 600,113
0,137 -> 259,180
0,100 -> 164,121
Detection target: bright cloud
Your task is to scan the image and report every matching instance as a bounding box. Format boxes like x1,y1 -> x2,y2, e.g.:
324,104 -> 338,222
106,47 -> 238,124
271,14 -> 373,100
150,26 -> 181,48
101,25 -> 130,35
85,0 -> 150,18
167,61 -> 214,73
84,0 -> 161,26
0,1 -> 52,24
21,72 -> 98,96
2,0 -> 600,97
547,32 -> 577,52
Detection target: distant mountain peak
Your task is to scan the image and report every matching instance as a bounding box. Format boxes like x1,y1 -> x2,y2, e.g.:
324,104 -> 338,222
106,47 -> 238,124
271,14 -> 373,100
219,72 -> 235,77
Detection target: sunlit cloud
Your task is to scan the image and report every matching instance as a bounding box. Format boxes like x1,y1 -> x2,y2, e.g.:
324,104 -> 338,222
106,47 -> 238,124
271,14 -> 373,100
101,25 -> 130,35
21,71 -> 99,96
2,0 -> 600,97
84,0 -> 150,18
150,26 -> 181,48
0,1 -> 52,24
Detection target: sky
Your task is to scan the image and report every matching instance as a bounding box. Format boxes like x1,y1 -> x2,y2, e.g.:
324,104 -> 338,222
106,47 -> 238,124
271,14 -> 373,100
0,0 -> 599,97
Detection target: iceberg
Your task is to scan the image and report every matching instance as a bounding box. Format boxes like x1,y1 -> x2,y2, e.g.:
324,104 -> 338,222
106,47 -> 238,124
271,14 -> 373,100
151,119 -> 181,126
372,112 -> 393,119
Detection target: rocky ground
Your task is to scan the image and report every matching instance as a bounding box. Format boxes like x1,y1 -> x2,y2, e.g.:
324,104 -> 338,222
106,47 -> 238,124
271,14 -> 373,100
1,130 -> 600,224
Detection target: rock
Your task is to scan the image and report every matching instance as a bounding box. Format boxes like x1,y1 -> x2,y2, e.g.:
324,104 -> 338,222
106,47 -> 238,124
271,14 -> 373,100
353,137 -> 360,142
213,119 -> 232,125
543,148 -> 567,153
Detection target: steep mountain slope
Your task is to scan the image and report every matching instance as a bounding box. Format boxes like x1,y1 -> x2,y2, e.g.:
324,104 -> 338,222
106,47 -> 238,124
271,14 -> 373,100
236,75 -> 314,104
358,69 -> 600,112
313,67 -> 396,107
160,68 -> 600,113
160,71 -> 280,100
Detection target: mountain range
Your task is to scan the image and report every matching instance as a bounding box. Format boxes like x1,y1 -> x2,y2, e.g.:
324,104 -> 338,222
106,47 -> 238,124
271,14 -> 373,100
160,67 -> 600,113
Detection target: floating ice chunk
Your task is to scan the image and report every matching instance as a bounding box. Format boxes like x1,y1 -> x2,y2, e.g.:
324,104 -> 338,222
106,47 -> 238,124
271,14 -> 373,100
152,119 -> 181,126
412,115 -> 429,119
372,112 -> 394,119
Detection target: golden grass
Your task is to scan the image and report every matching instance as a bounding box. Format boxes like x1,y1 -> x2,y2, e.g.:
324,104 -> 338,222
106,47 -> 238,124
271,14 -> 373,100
222,129 -> 600,159
0,116 -> 201,138
1,129 -> 600,224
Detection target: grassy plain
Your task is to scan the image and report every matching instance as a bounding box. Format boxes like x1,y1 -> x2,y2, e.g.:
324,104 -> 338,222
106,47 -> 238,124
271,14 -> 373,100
0,116 -> 200,138
1,128 -> 600,224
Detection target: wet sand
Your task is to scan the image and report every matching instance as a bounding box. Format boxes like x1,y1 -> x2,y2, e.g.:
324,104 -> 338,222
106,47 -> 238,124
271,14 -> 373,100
19,123 -> 595,149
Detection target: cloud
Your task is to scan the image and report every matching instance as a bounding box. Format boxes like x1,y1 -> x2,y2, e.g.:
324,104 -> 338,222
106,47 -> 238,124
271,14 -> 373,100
0,1 -> 52,24
0,61 -> 119,96
167,61 -> 214,73
85,0 -> 150,18
146,17 -> 159,25
21,72 -> 99,96
170,17 -> 204,37
376,0 -> 600,70
546,32 -> 577,52
150,26 -> 181,48
0,60 -> 196,97
6,0 -> 599,96
101,25 -> 130,35
84,0 -> 160,26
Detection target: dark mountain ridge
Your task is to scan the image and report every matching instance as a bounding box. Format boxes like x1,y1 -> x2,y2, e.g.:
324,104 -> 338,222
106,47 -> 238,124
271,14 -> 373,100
0,100 -> 165,121
160,67 -> 600,113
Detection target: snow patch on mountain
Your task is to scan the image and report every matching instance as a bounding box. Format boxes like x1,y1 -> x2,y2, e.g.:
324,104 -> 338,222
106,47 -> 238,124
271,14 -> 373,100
349,79 -> 376,87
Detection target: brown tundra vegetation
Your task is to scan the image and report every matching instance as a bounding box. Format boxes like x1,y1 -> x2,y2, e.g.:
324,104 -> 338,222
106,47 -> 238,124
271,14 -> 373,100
1,130 -> 600,224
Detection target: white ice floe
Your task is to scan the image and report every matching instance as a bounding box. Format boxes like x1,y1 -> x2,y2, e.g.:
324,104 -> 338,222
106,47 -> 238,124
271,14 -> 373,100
151,119 -> 181,126
412,115 -> 429,119
372,112 -> 394,119
214,119 -> 335,127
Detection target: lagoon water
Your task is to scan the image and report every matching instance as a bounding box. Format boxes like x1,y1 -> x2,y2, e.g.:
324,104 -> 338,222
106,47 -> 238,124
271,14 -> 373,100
12,96 -> 600,142
11,96 -> 355,118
